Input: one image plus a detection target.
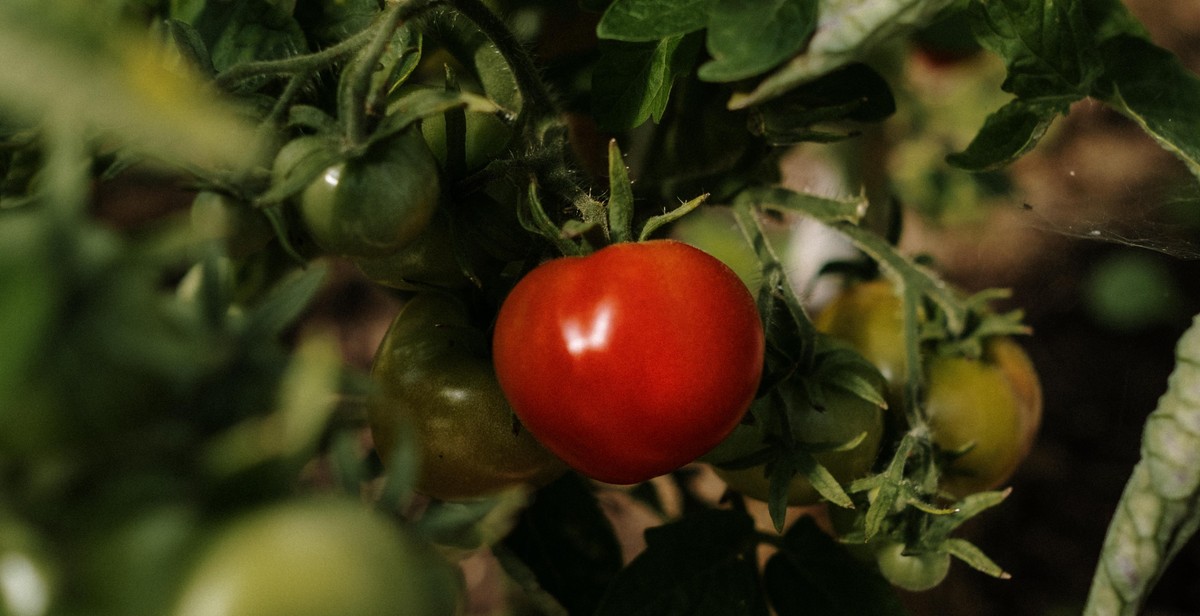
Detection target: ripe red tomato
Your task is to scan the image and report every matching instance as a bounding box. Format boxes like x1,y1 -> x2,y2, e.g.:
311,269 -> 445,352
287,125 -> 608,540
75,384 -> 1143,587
492,240 -> 765,484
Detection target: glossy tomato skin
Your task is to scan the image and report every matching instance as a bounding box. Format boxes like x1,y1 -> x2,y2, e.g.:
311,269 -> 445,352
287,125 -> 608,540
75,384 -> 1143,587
369,292 -> 566,500
492,240 -> 765,485
711,384 -> 885,507
171,499 -> 460,616
287,130 -> 440,258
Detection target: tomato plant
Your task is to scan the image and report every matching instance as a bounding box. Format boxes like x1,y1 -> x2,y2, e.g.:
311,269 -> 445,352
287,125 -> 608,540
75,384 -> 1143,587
369,291 -> 566,500
492,240 -> 765,485
4,0 -> 1200,614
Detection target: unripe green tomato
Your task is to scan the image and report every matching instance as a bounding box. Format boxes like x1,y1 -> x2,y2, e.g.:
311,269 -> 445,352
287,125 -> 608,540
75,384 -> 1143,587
353,212 -> 471,291
279,130 -> 440,258
368,292 -> 566,500
813,280 -> 907,390
172,499 -> 460,616
420,109 -> 511,174
709,384 -> 884,507
925,338 -> 1041,498
873,542 -> 951,591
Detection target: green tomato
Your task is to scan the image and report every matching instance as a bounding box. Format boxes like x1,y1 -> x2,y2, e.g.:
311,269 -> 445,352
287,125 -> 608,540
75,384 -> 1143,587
353,211 -> 472,291
420,107 -> 512,175
814,280 -> 1043,498
709,383 -> 885,507
172,499 -> 460,616
813,280 -> 907,391
278,130 -> 440,258
368,292 -> 566,500
926,337 -> 1042,498
873,542 -> 950,591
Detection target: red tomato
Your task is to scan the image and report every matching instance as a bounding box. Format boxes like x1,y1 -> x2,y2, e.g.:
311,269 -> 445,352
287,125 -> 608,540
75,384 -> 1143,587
492,240 -> 765,484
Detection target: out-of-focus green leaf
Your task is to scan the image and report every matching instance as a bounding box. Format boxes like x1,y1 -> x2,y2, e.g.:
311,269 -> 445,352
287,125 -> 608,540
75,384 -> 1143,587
0,5 -> 259,170
173,0 -> 308,75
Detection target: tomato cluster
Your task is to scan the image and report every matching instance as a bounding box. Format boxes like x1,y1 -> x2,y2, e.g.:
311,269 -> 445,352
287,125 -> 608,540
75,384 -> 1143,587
815,279 -> 1043,498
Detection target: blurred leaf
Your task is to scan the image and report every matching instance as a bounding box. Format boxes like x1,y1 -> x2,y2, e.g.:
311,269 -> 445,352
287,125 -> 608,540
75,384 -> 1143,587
594,509 -> 766,616
242,263 -> 328,338
765,517 -> 907,615
502,474 -> 623,616
173,0 -> 308,75
0,5 -> 259,170
698,0 -> 816,83
295,0 -> 380,46
597,0 -> 715,42
416,489 -> 529,551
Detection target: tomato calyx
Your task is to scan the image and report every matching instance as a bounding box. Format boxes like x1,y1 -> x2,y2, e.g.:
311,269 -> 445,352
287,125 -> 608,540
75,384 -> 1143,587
706,337 -> 888,529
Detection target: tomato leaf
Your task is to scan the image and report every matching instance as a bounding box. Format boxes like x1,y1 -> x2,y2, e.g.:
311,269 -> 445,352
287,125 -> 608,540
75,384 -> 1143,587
592,34 -> 701,131
606,139 -> 636,243
944,538 -> 1010,579
596,0 -> 715,42
765,517 -> 908,616
501,474 -> 623,616
750,63 -> 896,145
172,0 -> 308,79
243,263 -> 329,338
638,192 -> 707,242
729,0 -> 957,109
594,508 -> 766,616
735,186 -> 866,225
697,0 -> 816,83
951,0 -> 1200,180
1096,35 -> 1200,181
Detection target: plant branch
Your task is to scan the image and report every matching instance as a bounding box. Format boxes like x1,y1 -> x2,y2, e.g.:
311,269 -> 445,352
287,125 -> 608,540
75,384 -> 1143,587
214,28 -> 375,90
342,0 -> 446,144
446,0 -> 558,125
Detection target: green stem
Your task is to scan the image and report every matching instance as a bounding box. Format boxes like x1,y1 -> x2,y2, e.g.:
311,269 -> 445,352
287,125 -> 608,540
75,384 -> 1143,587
214,27 -> 375,90
342,0 -> 443,144
446,0 -> 558,124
